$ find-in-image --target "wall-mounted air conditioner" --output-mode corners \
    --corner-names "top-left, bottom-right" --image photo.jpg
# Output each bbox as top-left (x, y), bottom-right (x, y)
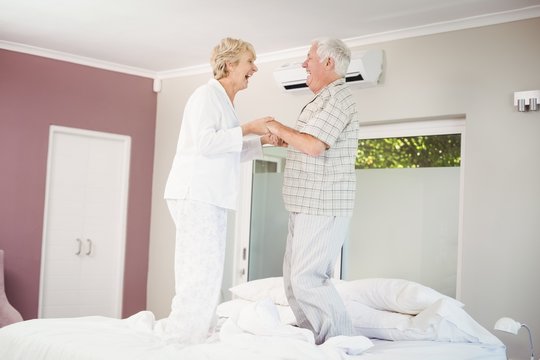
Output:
top-left (273, 49), bottom-right (383, 91)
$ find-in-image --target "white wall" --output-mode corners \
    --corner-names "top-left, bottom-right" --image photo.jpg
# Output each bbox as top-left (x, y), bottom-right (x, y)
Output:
top-left (149, 18), bottom-right (540, 359)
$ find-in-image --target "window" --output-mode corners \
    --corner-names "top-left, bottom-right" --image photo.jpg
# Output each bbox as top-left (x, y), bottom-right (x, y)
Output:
top-left (357, 134), bottom-right (461, 169)
top-left (239, 118), bottom-right (465, 299)
top-left (344, 119), bottom-right (465, 297)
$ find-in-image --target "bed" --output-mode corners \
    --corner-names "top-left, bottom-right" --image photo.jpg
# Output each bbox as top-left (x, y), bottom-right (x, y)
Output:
top-left (0, 277), bottom-right (507, 360)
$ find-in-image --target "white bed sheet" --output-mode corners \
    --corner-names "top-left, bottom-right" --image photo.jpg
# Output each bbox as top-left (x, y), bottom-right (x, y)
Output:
top-left (362, 340), bottom-right (506, 360)
top-left (0, 300), bottom-right (507, 360)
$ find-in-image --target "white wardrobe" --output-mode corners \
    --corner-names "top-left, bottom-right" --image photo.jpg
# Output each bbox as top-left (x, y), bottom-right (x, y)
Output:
top-left (39, 126), bottom-right (131, 318)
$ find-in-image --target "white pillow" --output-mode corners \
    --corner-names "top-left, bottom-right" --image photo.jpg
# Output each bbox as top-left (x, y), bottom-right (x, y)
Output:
top-left (346, 300), bottom-right (425, 340)
top-left (229, 277), bottom-right (289, 305)
top-left (230, 277), bottom-right (463, 315)
top-left (414, 298), bottom-right (503, 345)
top-left (336, 278), bottom-right (464, 315)
top-left (347, 298), bottom-right (503, 345)
top-left (225, 279), bottom-right (501, 346)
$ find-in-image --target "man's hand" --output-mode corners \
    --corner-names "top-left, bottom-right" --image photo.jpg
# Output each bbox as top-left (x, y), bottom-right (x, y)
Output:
top-left (261, 133), bottom-right (288, 147)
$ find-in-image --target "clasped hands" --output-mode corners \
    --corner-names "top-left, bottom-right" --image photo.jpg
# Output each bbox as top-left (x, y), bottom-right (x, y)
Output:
top-left (252, 116), bottom-right (287, 147)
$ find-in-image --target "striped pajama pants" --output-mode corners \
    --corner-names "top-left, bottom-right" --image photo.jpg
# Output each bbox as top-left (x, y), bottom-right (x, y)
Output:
top-left (283, 212), bottom-right (354, 345)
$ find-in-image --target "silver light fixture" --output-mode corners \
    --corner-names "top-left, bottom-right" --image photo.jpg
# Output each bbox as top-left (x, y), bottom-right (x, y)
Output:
top-left (518, 98), bottom-right (526, 112)
top-left (530, 97), bottom-right (538, 111)
top-left (494, 317), bottom-right (535, 360)
top-left (514, 90), bottom-right (540, 112)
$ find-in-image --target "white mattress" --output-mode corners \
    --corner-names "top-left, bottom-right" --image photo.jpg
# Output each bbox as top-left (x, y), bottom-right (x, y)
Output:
top-left (0, 313), bottom-right (507, 360)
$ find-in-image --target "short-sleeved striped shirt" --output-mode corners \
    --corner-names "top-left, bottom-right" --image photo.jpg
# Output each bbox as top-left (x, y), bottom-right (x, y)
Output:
top-left (283, 78), bottom-right (359, 217)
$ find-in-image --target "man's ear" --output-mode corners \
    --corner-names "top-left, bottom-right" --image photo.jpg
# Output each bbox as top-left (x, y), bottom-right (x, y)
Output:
top-left (325, 57), bottom-right (335, 70)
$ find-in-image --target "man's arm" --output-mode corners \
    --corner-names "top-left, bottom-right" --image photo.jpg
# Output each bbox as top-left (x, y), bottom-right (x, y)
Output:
top-left (266, 120), bottom-right (327, 156)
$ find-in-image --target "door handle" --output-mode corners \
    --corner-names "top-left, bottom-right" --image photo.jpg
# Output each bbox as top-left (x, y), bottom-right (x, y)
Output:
top-left (75, 238), bottom-right (82, 255)
top-left (86, 239), bottom-right (93, 256)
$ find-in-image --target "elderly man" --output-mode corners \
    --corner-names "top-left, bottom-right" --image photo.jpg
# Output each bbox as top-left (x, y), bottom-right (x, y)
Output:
top-left (267, 37), bottom-right (359, 345)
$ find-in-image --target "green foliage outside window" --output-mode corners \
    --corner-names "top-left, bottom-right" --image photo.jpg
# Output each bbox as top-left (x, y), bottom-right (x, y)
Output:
top-left (356, 134), bottom-right (461, 169)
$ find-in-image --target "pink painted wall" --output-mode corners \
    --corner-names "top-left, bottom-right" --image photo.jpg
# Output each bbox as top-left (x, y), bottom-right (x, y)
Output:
top-left (0, 49), bottom-right (156, 319)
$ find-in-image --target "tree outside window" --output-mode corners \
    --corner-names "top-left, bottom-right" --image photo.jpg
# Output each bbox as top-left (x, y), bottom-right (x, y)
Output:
top-left (356, 134), bottom-right (461, 169)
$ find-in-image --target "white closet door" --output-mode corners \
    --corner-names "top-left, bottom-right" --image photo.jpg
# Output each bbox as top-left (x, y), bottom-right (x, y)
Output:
top-left (39, 126), bottom-right (131, 318)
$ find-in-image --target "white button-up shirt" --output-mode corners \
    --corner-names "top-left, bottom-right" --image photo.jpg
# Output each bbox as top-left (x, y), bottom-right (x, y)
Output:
top-left (164, 78), bottom-right (262, 210)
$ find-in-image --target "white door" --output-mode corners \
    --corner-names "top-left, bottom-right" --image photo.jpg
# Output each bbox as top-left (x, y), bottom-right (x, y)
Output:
top-left (39, 126), bottom-right (131, 318)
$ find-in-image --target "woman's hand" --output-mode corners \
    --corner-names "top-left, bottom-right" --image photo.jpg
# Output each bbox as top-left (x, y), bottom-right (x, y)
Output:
top-left (242, 116), bottom-right (274, 136)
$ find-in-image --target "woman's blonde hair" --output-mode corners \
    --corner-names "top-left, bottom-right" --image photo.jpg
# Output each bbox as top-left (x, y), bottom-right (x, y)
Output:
top-left (210, 37), bottom-right (256, 80)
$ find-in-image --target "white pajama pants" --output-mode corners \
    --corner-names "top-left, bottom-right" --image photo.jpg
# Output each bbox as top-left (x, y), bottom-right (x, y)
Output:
top-left (283, 212), bottom-right (354, 345)
top-left (164, 199), bottom-right (227, 344)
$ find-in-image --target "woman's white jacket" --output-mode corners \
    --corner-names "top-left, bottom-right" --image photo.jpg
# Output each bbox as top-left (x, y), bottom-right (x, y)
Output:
top-left (164, 78), bottom-right (262, 210)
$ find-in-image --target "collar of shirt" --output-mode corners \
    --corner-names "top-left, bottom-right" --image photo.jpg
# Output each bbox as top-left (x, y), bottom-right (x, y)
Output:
top-left (302, 77), bottom-right (347, 113)
top-left (310, 77), bottom-right (346, 101)
top-left (208, 78), bottom-right (234, 109)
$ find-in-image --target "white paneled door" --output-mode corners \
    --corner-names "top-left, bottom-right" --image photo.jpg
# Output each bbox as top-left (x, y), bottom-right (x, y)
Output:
top-left (39, 126), bottom-right (131, 318)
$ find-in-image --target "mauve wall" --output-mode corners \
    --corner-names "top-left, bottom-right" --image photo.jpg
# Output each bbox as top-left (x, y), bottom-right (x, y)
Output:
top-left (0, 49), bottom-right (156, 319)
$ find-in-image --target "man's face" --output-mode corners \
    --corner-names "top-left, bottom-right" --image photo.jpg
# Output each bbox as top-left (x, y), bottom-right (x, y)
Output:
top-left (302, 44), bottom-right (326, 94)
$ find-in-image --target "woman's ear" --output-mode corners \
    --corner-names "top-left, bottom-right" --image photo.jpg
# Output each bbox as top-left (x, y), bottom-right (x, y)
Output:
top-left (226, 61), bottom-right (236, 73)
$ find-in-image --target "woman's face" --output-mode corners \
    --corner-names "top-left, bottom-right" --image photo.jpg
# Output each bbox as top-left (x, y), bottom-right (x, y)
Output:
top-left (228, 51), bottom-right (258, 91)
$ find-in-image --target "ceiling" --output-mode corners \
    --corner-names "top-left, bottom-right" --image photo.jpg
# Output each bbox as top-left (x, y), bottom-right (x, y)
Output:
top-left (1, 0), bottom-right (540, 78)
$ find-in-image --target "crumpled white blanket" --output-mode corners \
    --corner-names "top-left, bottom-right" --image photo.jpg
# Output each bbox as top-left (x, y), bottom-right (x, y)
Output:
top-left (0, 306), bottom-right (505, 360)
top-left (127, 298), bottom-right (374, 360)
top-left (218, 298), bottom-right (374, 359)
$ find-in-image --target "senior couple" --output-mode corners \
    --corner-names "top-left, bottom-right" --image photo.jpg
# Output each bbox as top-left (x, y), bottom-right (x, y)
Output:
top-left (162, 36), bottom-right (359, 346)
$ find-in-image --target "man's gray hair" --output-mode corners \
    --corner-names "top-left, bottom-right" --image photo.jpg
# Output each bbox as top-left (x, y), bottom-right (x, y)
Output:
top-left (313, 38), bottom-right (351, 78)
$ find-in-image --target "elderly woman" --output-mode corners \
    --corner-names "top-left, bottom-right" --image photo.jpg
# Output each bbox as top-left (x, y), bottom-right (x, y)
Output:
top-left (162, 38), bottom-right (275, 344)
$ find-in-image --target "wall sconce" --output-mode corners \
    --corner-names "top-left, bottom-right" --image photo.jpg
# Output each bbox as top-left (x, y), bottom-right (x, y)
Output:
top-left (514, 90), bottom-right (540, 112)
top-left (494, 317), bottom-right (535, 360)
